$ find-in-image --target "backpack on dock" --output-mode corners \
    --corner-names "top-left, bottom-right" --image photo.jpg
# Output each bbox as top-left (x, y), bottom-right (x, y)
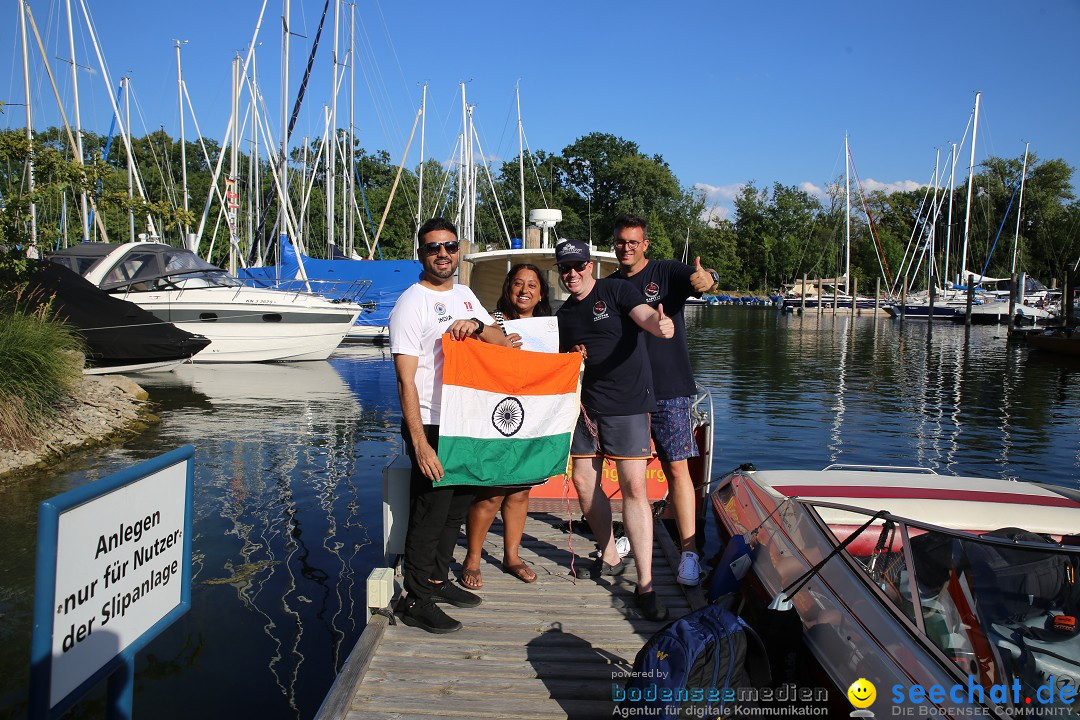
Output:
top-left (622, 604), bottom-right (769, 718)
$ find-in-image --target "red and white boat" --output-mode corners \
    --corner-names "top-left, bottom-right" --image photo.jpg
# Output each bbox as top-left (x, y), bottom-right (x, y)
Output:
top-left (710, 464), bottom-right (1080, 717)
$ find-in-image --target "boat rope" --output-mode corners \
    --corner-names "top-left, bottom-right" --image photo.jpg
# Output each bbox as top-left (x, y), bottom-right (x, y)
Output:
top-left (774, 509), bottom-right (889, 605)
top-left (972, 179), bottom-right (1022, 285)
top-left (848, 151), bottom-right (895, 292)
top-left (369, 607), bottom-right (396, 625)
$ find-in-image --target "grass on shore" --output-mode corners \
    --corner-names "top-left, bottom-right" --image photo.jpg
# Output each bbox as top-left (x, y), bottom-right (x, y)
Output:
top-left (0, 285), bottom-right (84, 451)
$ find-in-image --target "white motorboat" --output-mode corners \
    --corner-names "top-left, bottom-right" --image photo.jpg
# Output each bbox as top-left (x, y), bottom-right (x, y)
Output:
top-left (48, 243), bottom-right (362, 363)
top-left (710, 464), bottom-right (1080, 717)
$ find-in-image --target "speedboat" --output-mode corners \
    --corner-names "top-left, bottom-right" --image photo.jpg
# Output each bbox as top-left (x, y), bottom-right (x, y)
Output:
top-left (48, 243), bottom-right (362, 363)
top-left (238, 235), bottom-right (421, 344)
top-left (28, 262), bottom-right (210, 373)
top-left (709, 464), bottom-right (1080, 717)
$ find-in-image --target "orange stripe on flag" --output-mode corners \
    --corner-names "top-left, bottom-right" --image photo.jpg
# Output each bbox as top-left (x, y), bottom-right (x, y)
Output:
top-left (441, 337), bottom-right (580, 396)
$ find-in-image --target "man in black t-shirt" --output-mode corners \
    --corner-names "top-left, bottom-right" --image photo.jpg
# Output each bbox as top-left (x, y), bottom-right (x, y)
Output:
top-left (609, 214), bottom-right (717, 586)
top-left (555, 237), bottom-right (675, 622)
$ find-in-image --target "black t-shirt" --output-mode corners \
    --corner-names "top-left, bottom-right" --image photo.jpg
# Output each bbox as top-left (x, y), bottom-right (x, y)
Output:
top-left (609, 260), bottom-right (697, 400)
top-left (556, 278), bottom-right (656, 415)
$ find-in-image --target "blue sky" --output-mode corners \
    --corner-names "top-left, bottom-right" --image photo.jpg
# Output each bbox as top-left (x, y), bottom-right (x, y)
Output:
top-left (5, 0), bottom-right (1079, 220)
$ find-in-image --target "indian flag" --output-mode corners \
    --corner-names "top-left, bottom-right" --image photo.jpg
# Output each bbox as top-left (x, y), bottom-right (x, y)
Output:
top-left (437, 336), bottom-right (582, 487)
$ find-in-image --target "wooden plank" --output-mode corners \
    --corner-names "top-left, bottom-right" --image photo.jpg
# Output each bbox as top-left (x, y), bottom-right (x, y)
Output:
top-left (312, 611), bottom-right (389, 720)
top-left (329, 513), bottom-right (686, 719)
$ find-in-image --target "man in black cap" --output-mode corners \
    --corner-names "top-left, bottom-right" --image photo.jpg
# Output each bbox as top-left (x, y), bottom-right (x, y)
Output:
top-left (554, 237), bottom-right (675, 621)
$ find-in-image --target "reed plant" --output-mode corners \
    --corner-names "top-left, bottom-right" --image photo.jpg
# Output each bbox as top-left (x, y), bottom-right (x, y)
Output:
top-left (0, 280), bottom-right (84, 450)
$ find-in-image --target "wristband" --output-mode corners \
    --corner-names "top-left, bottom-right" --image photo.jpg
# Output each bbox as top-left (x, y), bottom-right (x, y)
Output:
top-left (471, 318), bottom-right (485, 335)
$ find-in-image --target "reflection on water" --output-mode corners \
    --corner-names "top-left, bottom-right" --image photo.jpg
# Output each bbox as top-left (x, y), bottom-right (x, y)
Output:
top-left (686, 306), bottom-right (1080, 485)
top-left (0, 350), bottom-right (400, 719)
top-left (2, 311), bottom-right (1080, 719)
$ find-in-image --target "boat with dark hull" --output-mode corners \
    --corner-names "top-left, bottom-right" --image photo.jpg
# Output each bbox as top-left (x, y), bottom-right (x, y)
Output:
top-left (27, 262), bottom-right (210, 373)
top-left (48, 243), bottom-right (362, 363)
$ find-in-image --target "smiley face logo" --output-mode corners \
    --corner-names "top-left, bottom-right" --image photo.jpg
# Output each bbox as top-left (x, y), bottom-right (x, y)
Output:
top-left (847, 678), bottom-right (876, 709)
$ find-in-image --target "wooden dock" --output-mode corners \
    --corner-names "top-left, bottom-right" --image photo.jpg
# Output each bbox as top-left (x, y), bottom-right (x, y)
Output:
top-left (317, 510), bottom-right (706, 720)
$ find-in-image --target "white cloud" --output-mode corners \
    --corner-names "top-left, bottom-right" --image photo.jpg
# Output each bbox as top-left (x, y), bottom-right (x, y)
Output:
top-left (694, 182), bottom-right (743, 203)
top-left (693, 182), bottom-right (741, 226)
top-left (861, 178), bottom-right (923, 194)
top-left (800, 181), bottom-right (826, 199)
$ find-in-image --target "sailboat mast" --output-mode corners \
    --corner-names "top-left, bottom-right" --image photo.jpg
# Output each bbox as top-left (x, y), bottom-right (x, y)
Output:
top-left (18, 0), bottom-right (37, 251)
top-left (228, 54), bottom-right (240, 274)
top-left (176, 40), bottom-right (191, 248)
top-left (930, 148), bottom-right (941, 290)
top-left (960, 91), bottom-right (980, 288)
top-left (65, 0), bottom-right (89, 243)
top-left (844, 133), bottom-right (851, 295)
top-left (517, 82), bottom-right (525, 245)
top-left (458, 83), bottom-right (466, 234)
top-left (1011, 142), bottom-right (1029, 275)
top-left (328, 0), bottom-right (339, 253)
top-left (943, 143), bottom-right (957, 289)
top-left (415, 82), bottom-right (426, 259)
top-left (347, 0), bottom-right (355, 257)
top-left (279, 0), bottom-right (290, 248)
top-left (124, 76), bottom-right (135, 242)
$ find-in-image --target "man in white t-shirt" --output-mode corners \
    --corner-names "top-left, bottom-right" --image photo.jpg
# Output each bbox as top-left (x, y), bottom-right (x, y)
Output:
top-left (389, 217), bottom-right (513, 633)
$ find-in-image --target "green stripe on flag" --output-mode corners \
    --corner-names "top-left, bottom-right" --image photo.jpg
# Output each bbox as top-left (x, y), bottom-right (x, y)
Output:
top-left (437, 433), bottom-right (572, 487)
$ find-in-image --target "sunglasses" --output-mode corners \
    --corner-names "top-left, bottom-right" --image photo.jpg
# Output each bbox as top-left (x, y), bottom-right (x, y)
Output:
top-left (558, 261), bottom-right (590, 274)
top-left (421, 240), bottom-right (460, 256)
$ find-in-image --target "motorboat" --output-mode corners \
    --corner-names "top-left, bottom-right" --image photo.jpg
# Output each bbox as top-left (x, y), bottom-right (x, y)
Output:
top-left (709, 464), bottom-right (1080, 717)
top-left (27, 262), bottom-right (210, 373)
top-left (779, 281), bottom-right (882, 312)
top-left (461, 242), bottom-right (619, 312)
top-left (1023, 328), bottom-right (1080, 357)
top-left (47, 243), bottom-right (362, 363)
top-left (239, 236), bottom-right (421, 345)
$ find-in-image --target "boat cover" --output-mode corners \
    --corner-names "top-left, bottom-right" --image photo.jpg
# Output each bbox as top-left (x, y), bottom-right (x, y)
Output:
top-left (239, 236), bottom-right (421, 330)
top-left (28, 262), bottom-right (210, 368)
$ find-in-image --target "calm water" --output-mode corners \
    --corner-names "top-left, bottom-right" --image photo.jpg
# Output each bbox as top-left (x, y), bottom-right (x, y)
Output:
top-left (1, 308), bottom-right (1078, 719)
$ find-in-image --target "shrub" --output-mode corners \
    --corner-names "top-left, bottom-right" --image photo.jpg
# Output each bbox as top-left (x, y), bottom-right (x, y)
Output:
top-left (0, 282), bottom-right (84, 450)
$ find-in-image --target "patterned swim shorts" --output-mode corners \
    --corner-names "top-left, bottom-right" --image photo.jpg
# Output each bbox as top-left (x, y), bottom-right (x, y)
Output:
top-left (651, 396), bottom-right (699, 463)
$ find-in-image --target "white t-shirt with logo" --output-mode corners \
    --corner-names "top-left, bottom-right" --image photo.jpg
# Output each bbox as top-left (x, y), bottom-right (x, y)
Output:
top-left (389, 282), bottom-right (494, 425)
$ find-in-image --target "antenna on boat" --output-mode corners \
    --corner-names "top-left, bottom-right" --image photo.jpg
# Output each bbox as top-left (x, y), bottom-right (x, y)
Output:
top-left (528, 208), bottom-right (561, 249)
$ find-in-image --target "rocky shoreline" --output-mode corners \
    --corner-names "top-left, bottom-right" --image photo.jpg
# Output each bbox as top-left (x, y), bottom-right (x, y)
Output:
top-left (0, 375), bottom-right (156, 478)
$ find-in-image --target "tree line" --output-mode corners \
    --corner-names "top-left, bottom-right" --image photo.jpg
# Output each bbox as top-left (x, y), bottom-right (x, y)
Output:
top-left (2, 126), bottom-right (1077, 292)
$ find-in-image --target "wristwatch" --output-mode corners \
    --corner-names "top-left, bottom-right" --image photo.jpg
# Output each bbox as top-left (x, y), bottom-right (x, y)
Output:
top-left (471, 318), bottom-right (485, 335)
top-left (709, 269), bottom-right (720, 288)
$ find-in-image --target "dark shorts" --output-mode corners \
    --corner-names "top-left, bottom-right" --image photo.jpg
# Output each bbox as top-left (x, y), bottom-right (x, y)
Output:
top-left (570, 411), bottom-right (652, 460)
top-left (651, 396), bottom-right (699, 463)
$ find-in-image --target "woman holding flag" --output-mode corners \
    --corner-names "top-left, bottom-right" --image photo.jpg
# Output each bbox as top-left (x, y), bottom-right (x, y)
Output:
top-left (459, 264), bottom-right (553, 589)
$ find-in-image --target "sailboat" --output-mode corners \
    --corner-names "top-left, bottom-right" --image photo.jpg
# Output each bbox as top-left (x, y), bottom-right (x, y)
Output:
top-left (457, 84), bottom-right (617, 310)
top-left (782, 135), bottom-right (885, 313)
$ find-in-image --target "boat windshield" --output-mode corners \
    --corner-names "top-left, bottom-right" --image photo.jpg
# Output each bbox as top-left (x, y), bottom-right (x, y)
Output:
top-left (833, 510), bottom-right (1080, 712)
top-left (101, 248), bottom-right (241, 292)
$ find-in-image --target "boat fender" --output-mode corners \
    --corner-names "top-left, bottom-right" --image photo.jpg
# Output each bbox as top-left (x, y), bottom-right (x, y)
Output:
top-left (707, 534), bottom-right (753, 602)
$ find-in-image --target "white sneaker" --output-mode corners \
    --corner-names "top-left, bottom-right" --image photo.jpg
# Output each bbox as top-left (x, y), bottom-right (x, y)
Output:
top-left (615, 535), bottom-right (632, 558)
top-left (677, 551), bottom-right (701, 586)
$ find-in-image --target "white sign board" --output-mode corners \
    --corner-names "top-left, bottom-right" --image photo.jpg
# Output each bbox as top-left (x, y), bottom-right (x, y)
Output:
top-left (503, 316), bottom-right (560, 353)
top-left (47, 458), bottom-right (188, 708)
